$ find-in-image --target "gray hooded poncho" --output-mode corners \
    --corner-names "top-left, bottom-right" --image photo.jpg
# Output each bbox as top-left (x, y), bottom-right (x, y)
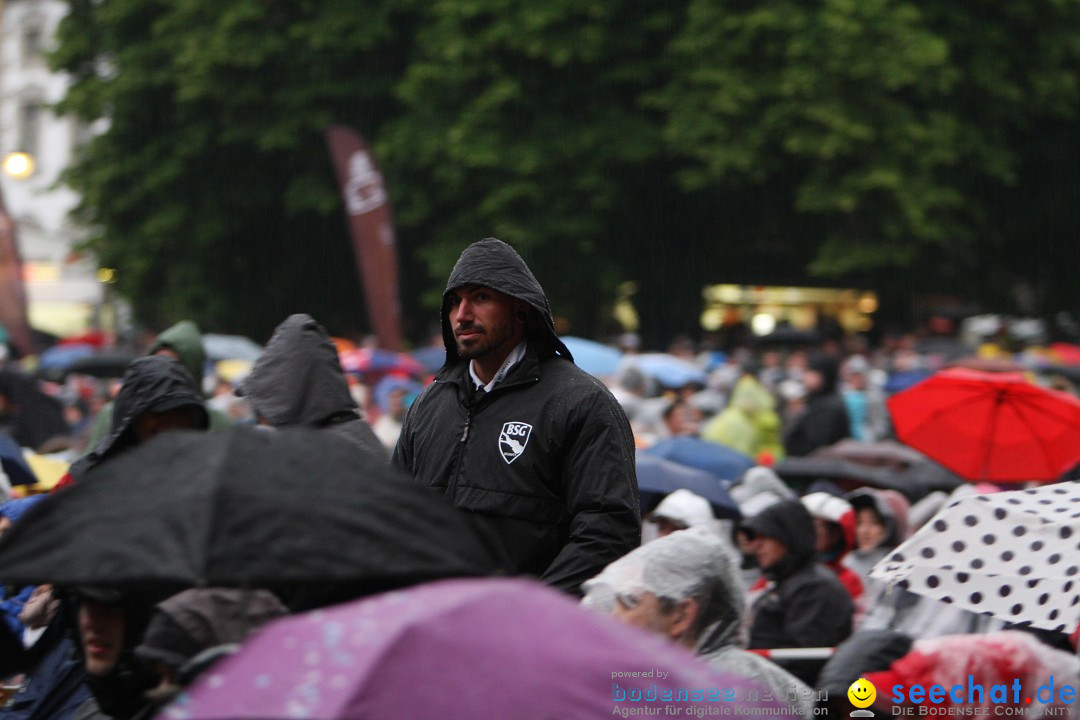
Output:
top-left (582, 528), bottom-right (814, 714)
top-left (241, 314), bottom-right (384, 459)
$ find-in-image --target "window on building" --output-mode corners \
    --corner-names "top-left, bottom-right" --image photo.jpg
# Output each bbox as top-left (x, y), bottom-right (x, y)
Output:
top-left (21, 14), bottom-right (47, 65)
top-left (19, 101), bottom-right (43, 157)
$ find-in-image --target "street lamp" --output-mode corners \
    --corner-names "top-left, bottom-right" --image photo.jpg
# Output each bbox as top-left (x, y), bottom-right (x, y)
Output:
top-left (2, 152), bottom-right (34, 179)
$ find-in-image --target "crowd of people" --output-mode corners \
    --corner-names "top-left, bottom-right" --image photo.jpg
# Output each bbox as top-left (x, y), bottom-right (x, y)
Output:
top-left (1, 237), bottom-right (1079, 718)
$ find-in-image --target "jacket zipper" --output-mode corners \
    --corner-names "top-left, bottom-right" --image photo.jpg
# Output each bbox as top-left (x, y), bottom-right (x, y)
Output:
top-left (447, 372), bottom-right (538, 497)
top-left (449, 405), bottom-right (473, 497)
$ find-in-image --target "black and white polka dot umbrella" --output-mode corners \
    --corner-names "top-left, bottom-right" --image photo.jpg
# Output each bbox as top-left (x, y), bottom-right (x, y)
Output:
top-left (870, 482), bottom-right (1080, 633)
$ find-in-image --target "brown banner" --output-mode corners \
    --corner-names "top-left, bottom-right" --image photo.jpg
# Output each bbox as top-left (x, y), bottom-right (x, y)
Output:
top-left (324, 125), bottom-right (403, 351)
top-left (0, 189), bottom-right (35, 357)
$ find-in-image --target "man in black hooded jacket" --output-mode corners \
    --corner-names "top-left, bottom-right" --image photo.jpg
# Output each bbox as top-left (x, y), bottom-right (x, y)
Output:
top-left (65, 355), bottom-right (209, 485)
top-left (393, 238), bottom-right (640, 596)
top-left (743, 499), bottom-right (854, 684)
top-left (782, 351), bottom-right (850, 457)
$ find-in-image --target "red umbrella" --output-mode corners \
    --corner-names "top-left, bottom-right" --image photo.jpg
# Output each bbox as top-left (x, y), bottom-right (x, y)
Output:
top-left (887, 367), bottom-right (1080, 482)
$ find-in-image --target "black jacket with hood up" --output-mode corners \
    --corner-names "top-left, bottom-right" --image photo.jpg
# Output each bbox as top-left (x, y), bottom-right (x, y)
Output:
top-left (782, 352), bottom-right (851, 457)
top-left (393, 238), bottom-right (640, 595)
top-left (240, 314), bottom-right (384, 459)
top-left (69, 356), bottom-right (209, 482)
top-left (743, 499), bottom-right (853, 683)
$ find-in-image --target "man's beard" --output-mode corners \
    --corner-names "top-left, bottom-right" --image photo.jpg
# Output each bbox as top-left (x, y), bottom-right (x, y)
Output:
top-left (455, 322), bottom-right (515, 360)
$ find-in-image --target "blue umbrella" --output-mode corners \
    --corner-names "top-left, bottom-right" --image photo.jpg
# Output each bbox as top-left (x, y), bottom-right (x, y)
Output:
top-left (635, 453), bottom-right (741, 519)
top-left (373, 375), bottom-right (426, 413)
top-left (37, 343), bottom-right (96, 371)
top-left (884, 369), bottom-right (933, 394)
top-left (0, 433), bottom-right (38, 486)
top-left (631, 353), bottom-right (707, 389)
top-left (560, 336), bottom-right (622, 378)
top-left (410, 346), bottom-right (446, 374)
top-left (203, 334), bottom-right (264, 362)
top-left (643, 436), bottom-right (755, 482)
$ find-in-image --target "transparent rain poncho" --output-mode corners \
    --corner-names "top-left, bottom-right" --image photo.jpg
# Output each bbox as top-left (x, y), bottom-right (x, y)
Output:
top-left (581, 526), bottom-right (745, 653)
top-left (581, 527), bottom-right (815, 713)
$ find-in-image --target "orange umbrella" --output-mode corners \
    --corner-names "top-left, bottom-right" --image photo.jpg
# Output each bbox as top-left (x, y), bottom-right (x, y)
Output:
top-left (330, 336), bottom-right (357, 354)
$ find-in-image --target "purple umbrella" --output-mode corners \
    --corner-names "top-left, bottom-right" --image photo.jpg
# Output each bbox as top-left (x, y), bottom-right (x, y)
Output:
top-left (158, 578), bottom-right (789, 720)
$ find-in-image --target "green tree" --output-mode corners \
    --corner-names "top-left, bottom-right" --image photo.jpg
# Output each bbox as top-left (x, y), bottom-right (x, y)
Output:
top-left (51, 0), bottom-right (1080, 346)
top-left (52, 0), bottom-right (420, 339)
top-left (379, 0), bottom-right (681, 339)
top-left (652, 0), bottom-right (1080, 318)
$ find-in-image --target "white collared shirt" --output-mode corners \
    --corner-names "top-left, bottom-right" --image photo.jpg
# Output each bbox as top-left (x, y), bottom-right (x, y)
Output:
top-left (470, 340), bottom-right (527, 393)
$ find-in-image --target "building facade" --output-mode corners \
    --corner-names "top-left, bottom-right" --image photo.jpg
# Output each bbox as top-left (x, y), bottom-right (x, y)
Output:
top-left (0, 0), bottom-right (103, 339)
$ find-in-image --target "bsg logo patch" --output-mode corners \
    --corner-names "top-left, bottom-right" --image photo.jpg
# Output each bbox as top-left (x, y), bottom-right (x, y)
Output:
top-left (499, 422), bottom-right (533, 464)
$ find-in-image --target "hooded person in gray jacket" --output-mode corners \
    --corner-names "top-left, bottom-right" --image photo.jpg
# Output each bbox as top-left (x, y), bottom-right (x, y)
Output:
top-left (240, 314), bottom-right (384, 459)
top-left (582, 527), bottom-right (815, 714)
top-left (394, 238), bottom-right (640, 596)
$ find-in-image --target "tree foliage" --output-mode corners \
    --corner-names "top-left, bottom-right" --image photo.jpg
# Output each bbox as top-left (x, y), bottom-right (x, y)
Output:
top-left (51, 0), bottom-right (1080, 343)
top-left (52, 0), bottom-right (420, 339)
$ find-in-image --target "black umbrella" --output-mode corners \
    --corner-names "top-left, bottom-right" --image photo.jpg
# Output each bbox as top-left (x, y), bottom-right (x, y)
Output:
top-left (0, 369), bottom-right (69, 450)
top-left (0, 426), bottom-right (507, 595)
top-left (63, 350), bottom-right (137, 379)
top-left (772, 455), bottom-right (925, 501)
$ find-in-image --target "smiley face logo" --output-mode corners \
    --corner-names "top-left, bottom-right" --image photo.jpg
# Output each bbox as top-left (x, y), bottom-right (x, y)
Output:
top-left (848, 678), bottom-right (877, 709)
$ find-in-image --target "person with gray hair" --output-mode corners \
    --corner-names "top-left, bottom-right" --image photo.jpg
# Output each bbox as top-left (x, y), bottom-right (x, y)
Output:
top-left (581, 527), bottom-right (814, 714)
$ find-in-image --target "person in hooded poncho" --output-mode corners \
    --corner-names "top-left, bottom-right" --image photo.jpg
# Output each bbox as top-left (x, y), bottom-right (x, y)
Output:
top-left (85, 321), bottom-right (230, 451)
top-left (781, 351), bottom-right (850, 457)
top-left (581, 527), bottom-right (815, 715)
top-left (239, 314), bottom-right (384, 459)
top-left (842, 487), bottom-right (910, 582)
top-left (701, 371), bottom-right (782, 461)
top-left (65, 355), bottom-right (209, 484)
top-left (393, 238), bottom-right (640, 596)
top-left (800, 491), bottom-right (864, 606)
top-left (741, 499), bottom-right (854, 684)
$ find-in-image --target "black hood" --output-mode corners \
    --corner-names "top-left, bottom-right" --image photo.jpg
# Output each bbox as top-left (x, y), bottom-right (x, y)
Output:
top-left (240, 314), bottom-right (358, 427)
top-left (65, 589), bottom-right (165, 720)
top-left (85, 355), bottom-right (208, 470)
top-left (741, 499), bottom-right (817, 578)
top-left (808, 351), bottom-right (841, 396)
top-left (441, 238), bottom-right (573, 367)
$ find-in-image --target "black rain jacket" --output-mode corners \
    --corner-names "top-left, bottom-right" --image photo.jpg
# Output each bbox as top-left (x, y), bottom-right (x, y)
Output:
top-left (743, 499), bottom-right (854, 684)
top-left (393, 238), bottom-right (640, 595)
top-left (70, 356), bottom-right (209, 482)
